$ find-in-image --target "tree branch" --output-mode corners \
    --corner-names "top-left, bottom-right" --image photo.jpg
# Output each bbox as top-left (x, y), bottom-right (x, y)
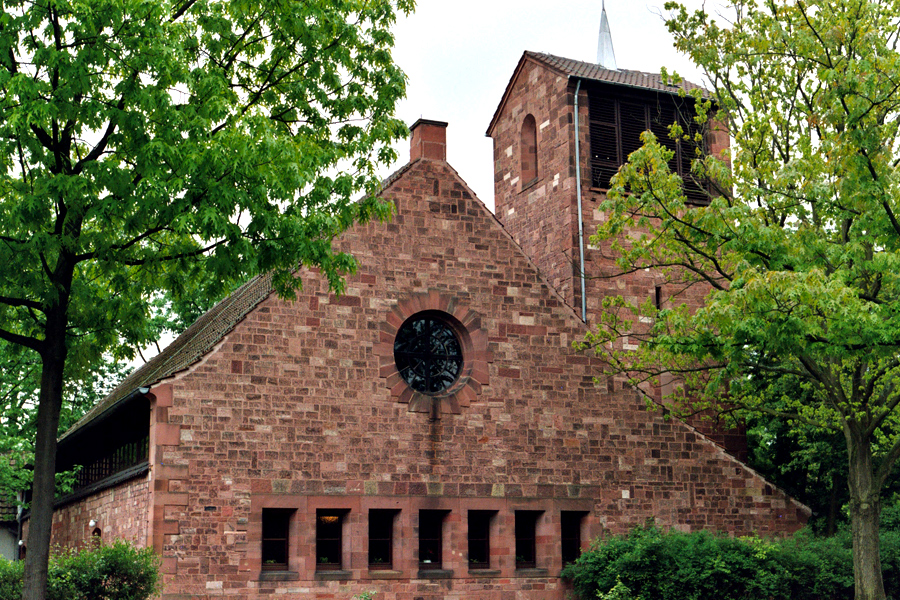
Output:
top-left (0, 327), bottom-right (41, 353)
top-left (0, 296), bottom-right (42, 311)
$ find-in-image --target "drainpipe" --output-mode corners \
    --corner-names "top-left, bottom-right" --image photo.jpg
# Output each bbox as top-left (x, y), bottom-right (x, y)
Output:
top-left (573, 78), bottom-right (588, 322)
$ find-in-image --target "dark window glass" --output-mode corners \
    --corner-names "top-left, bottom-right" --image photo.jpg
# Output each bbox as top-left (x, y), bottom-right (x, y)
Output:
top-left (262, 509), bottom-right (293, 570)
top-left (515, 511), bottom-right (541, 569)
top-left (369, 509), bottom-right (397, 568)
top-left (561, 511), bottom-right (588, 564)
top-left (394, 313), bottom-right (463, 394)
top-left (419, 510), bottom-right (446, 567)
top-left (316, 510), bottom-right (345, 571)
top-left (468, 510), bottom-right (494, 569)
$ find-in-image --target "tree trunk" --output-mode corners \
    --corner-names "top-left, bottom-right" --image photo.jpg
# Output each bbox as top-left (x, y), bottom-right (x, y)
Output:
top-left (826, 471), bottom-right (842, 537)
top-left (21, 323), bottom-right (67, 600)
top-left (846, 429), bottom-right (886, 600)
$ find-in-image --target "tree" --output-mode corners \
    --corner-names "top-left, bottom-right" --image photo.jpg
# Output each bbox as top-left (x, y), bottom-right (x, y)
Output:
top-left (584, 1), bottom-right (900, 599)
top-left (0, 339), bottom-right (128, 508)
top-left (0, 0), bottom-right (413, 598)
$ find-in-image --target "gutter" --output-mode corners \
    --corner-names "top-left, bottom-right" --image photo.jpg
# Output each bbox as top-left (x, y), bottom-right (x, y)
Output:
top-left (572, 77), bottom-right (588, 322)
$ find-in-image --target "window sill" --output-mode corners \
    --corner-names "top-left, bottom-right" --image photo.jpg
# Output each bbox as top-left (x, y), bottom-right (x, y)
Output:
top-left (258, 571), bottom-right (299, 582)
top-left (515, 567), bottom-right (549, 577)
top-left (468, 568), bottom-right (501, 577)
top-left (368, 569), bottom-right (403, 579)
top-left (417, 568), bottom-right (454, 579)
top-left (520, 177), bottom-right (539, 193)
top-left (315, 570), bottom-right (352, 581)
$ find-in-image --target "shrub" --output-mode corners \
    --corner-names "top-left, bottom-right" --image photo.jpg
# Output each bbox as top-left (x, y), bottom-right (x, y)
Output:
top-left (0, 541), bottom-right (158, 600)
top-left (562, 522), bottom-right (900, 600)
top-left (0, 558), bottom-right (23, 600)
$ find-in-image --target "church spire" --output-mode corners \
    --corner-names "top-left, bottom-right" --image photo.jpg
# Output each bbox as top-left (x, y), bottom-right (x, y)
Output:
top-left (596, 0), bottom-right (618, 70)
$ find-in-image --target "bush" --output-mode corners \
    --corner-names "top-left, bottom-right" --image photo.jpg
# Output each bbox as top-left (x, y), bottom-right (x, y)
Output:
top-left (0, 558), bottom-right (23, 600)
top-left (0, 541), bottom-right (159, 600)
top-left (561, 523), bottom-right (900, 600)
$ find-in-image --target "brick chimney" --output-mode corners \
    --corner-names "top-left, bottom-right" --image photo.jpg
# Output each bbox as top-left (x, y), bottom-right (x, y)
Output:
top-left (409, 119), bottom-right (447, 161)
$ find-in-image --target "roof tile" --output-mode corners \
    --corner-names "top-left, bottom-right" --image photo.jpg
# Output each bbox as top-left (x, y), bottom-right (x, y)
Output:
top-left (526, 51), bottom-right (707, 96)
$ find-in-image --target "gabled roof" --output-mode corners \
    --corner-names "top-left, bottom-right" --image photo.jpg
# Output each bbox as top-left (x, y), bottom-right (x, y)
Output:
top-left (487, 51), bottom-right (708, 136)
top-left (60, 272), bottom-right (274, 440)
top-left (61, 152), bottom-right (588, 442)
top-left (61, 158), bottom-right (440, 443)
top-left (0, 499), bottom-right (16, 523)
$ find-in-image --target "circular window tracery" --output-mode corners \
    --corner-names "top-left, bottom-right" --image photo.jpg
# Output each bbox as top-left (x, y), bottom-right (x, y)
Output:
top-left (393, 312), bottom-right (463, 394)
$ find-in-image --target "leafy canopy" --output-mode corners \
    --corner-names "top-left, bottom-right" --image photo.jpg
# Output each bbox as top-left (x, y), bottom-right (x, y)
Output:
top-left (0, 2), bottom-right (413, 598)
top-left (587, 0), bottom-right (900, 494)
top-left (0, 0), bottom-right (412, 365)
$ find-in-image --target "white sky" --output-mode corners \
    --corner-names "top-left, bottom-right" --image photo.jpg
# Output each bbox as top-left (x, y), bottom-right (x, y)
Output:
top-left (383, 0), bottom-right (711, 211)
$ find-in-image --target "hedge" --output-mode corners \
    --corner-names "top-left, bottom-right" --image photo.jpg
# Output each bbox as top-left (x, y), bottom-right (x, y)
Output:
top-left (0, 541), bottom-right (159, 600)
top-left (561, 523), bottom-right (900, 600)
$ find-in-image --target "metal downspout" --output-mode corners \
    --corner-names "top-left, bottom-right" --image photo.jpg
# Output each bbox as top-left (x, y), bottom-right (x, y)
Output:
top-left (573, 78), bottom-right (588, 322)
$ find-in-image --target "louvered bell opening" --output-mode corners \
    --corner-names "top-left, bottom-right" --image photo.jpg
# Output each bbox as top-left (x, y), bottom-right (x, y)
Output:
top-left (619, 101), bottom-right (648, 161)
top-left (649, 104), bottom-right (680, 176)
top-left (680, 115), bottom-right (710, 205)
top-left (589, 93), bottom-right (619, 189)
top-left (590, 122), bottom-right (619, 188)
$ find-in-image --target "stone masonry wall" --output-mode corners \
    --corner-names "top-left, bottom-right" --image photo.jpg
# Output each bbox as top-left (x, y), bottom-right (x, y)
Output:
top-left (492, 61), bottom-right (748, 458)
top-left (492, 57), bottom-right (578, 308)
top-left (46, 474), bottom-right (150, 551)
top-left (146, 158), bottom-right (806, 600)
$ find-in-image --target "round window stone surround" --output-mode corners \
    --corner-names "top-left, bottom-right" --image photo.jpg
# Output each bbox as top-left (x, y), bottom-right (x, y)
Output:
top-left (376, 292), bottom-right (490, 417)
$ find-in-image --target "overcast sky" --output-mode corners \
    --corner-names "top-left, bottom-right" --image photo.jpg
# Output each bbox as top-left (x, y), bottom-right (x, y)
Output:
top-left (383, 0), bottom-right (711, 211)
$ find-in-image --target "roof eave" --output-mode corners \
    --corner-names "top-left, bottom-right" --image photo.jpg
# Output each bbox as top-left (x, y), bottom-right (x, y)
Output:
top-left (58, 386), bottom-right (149, 446)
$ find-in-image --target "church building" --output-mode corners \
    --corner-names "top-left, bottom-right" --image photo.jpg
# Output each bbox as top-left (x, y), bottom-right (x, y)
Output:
top-left (35, 7), bottom-right (808, 600)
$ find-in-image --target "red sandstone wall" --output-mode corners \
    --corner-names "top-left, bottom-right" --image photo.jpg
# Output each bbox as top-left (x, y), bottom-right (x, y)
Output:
top-left (492, 61), bottom-right (748, 459)
top-left (45, 474), bottom-right (150, 551)
top-left (492, 57), bottom-right (578, 307)
top-left (145, 159), bottom-right (806, 600)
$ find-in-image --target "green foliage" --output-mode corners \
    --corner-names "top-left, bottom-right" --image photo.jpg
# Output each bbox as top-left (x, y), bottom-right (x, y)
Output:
top-left (597, 577), bottom-right (642, 600)
top-left (0, 0), bottom-right (414, 595)
top-left (563, 524), bottom-right (900, 600)
top-left (0, 541), bottom-right (158, 600)
top-left (583, 1), bottom-right (900, 596)
top-left (0, 558), bottom-right (23, 600)
top-left (0, 340), bottom-right (128, 507)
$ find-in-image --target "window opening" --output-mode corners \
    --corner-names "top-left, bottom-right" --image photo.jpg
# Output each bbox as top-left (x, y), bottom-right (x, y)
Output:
top-left (91, 527), bottom-right (102, 550)
top-left (394, 312), bottom-right (463, 394)
top-left (520, 114), bottom-right (538, 185)
top-left (588, 86), bottom-right (707, 203)
top-left (262, 508), bottom-right (293, 571)
top-left (654, 285), bottom-right (662, 310)
top-left (561, 511), bottom-right (588, 564)
top-left (419, 510), bottom-right (447, 568)
top-left (369, 509), bottom-right (397, 569)
top-left (467, 510), bottom-right (495, 569)
top-left (316, 510), bottom-right (345, 571)
top-left (515, 511), bottom-right (541, 569)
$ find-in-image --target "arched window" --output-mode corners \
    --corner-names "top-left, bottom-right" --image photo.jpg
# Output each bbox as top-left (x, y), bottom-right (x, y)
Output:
top-left (91, 527), bottom-right (102, 549)
top-left (520, 114), bottom-right (538, 186)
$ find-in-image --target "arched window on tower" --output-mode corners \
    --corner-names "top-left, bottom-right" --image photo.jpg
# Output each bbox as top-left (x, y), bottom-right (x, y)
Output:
top-left (520, 114), bottom-right (538, 187)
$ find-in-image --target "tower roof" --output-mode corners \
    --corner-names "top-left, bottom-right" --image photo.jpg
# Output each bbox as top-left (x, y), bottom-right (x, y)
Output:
top-left (597, 1), bottom-right (618, 70)
top-left (486, 51), bottom-right (708, 137)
